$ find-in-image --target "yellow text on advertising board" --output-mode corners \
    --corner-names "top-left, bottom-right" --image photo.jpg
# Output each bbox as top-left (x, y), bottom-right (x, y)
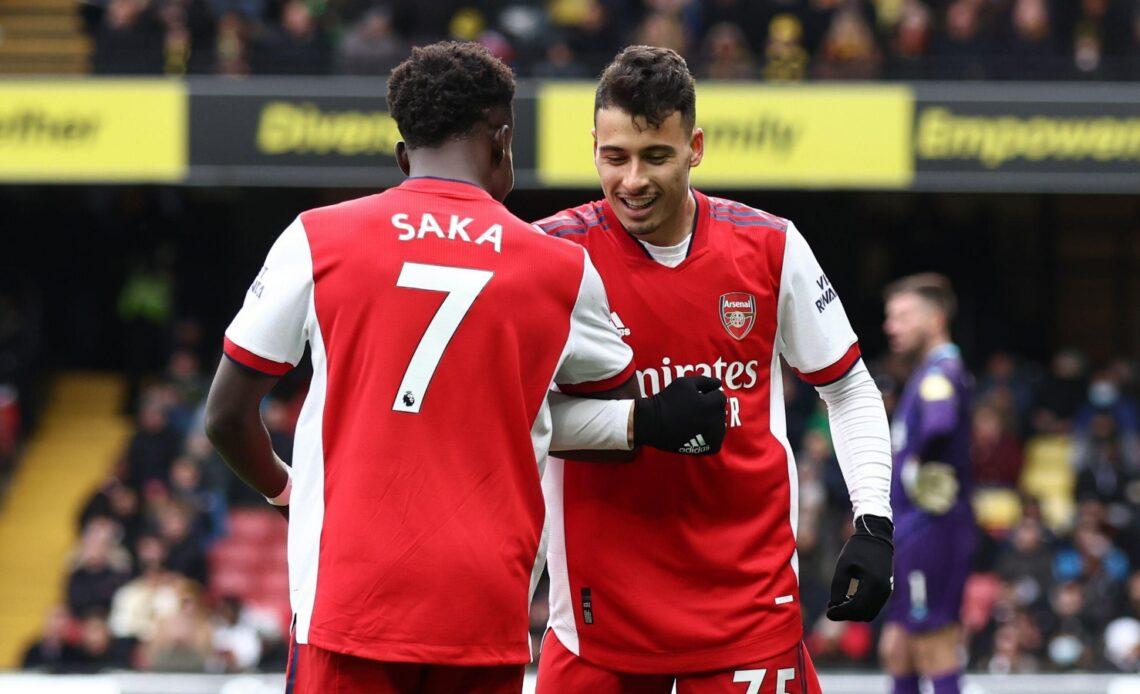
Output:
top-left (916, 106), bottom-right (1140, 169)
top-left (256, 101), bottom-right (401, 156)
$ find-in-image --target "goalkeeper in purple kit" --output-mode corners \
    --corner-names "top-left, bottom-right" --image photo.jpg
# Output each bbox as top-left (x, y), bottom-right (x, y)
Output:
top-left (879, 274), bottom-right (977, 694)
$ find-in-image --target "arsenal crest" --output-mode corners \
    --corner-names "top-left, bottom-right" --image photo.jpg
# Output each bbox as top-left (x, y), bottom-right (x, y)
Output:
top-left (719, 292), bottom-right (756, 341)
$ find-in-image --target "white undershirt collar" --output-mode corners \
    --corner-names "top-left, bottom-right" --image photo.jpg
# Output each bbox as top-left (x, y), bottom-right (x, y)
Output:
top-left (638, 233), bottom-right (692, 268)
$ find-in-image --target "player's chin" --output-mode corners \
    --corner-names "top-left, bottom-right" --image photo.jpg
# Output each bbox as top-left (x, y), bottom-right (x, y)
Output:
top-left (622, 219), bottom-right (658, 238)
top-left (891, 340), bottom-right (917, 358)
top-left (614, 209), bottom-right (658, 236)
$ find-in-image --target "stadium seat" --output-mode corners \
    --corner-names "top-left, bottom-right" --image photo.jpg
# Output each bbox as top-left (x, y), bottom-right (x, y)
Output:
top-left (208, 541), bottom-right (264, 573)
top-left (227, 508), bottom-right (284, 543)
top-left (256, 567), bottom-right (290, 597)
top-left (211, 565), bottom-right (257, 598)
top-left (268, 540), bottom-right (288, 566)
top-left (209, 509), bottom-right (289, 608)
top-left (960, 573), bottom-right (1003, 633)
top-left (0, 0), bottom-right (90, 75)
top-left (971, 488), bottom-right (1022, 534)
top-left (1020, 435), bottom-right (1076, 531)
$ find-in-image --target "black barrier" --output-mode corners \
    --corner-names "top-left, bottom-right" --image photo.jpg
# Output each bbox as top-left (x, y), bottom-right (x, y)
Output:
top-left (186, 78), bottom-right (538, 187)
top-left (912, 83), bottom-right (1140, 193)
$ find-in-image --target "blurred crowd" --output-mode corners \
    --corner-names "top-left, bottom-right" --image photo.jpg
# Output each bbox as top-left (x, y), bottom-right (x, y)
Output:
top-left (0, 289), bottom-right (40, 497)
top-left (21, 320), bottom-right (306, 673)
top-left (16, 317), bottom-right (1140, 673)
top-left (796, 349), bottom-right (1140, 673)
top-left (78, 0), bottom-right (1140, 81)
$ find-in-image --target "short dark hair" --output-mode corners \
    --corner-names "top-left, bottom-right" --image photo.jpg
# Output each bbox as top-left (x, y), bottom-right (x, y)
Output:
top-left (386, 41), bottom-right (515, 149)
top-left (884, 273), bottom-right (957, 320)
top-left (595, 45), bottom-right (696, 132)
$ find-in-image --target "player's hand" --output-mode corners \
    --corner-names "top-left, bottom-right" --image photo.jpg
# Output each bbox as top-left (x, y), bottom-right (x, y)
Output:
top-left (633, 376), bottom-right (727, 455)
top-left (827, 514), bottom-right (893, 622)
top-left (901, 458), bottom-right (959, 515)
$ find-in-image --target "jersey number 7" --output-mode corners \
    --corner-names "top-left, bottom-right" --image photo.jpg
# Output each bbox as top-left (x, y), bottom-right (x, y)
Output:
top-left (392, 262), bottom-right (494, 414)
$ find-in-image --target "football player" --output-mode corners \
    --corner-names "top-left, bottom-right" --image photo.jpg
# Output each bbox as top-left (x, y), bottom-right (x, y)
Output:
top-left (205, 42), bottom-right (725, 694)
top-left (880, 274), bottom-right (977, 694)
top-left (531, 46), bottom-right (895, 693)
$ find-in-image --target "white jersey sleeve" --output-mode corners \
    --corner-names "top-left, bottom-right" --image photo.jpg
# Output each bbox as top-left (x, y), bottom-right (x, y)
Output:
top-left (776, 222), bottom-right (861, 386)
top-left (554, 249), bottom-right (635, 394)
top-left (223, 217), bottom-right (313, 375)
top-left (547, 393), bottom-right (633, 451)
top-left (815, 361), bottom-right (893, 520)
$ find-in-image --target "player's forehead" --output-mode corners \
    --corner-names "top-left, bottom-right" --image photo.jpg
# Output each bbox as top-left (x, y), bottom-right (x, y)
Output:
top-left (594, 107), bottom-right (689, 151)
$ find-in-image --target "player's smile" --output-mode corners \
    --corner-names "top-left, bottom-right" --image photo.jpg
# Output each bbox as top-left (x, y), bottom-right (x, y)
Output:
top-left (617, 193), bottom-right (659, 217)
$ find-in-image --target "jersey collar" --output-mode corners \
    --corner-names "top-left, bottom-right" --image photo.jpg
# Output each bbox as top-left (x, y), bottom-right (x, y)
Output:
top-left (398, 176), bottom-right (494, 200)
top-left (923, 343), bottom-right (960, 367)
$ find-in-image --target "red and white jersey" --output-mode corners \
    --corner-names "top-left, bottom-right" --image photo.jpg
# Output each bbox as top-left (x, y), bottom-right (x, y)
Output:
top-left (223, 177), bottom-right (633, 666)
top-left (534, 191), bottom-right (860, 674)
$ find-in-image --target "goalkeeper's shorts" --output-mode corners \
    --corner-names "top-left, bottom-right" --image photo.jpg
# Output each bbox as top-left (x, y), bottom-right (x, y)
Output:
top-left (884, 517), bottom-right (977, 632)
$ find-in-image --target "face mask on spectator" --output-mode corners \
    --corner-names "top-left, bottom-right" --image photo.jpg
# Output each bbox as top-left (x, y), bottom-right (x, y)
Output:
top-left (1048, 634), bottom-right (1084, 666)
top-left (1089, 380), bottom-right (1119, 408)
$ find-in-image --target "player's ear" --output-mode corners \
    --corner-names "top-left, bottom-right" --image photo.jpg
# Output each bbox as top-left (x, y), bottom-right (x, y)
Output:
top-left (395, 141), bottom-right (410, 176)
top-left (689, 127), bottom-right (704, 168)
top-left (492, 124), bottom-right (511, 166)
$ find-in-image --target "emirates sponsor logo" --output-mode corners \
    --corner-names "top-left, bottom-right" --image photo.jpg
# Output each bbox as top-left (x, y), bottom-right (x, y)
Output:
top-left (720, 292), bottom-right (756, 341)
top-left (636, 356), bottom-right (760, 396)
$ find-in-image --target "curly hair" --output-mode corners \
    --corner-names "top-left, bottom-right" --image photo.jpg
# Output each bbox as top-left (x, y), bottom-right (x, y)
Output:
top-left (595, 45), bottom-right (696, 132)
top-left (386, 41), bottom-right (516, 149)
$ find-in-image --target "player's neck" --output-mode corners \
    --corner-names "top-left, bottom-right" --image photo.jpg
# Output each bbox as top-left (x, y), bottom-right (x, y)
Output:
top-left (641, 189), bottom-right (697, 248)
top-left (922, 337), bottom-right (952, 361)
top-left (406, 148), bottom-right (492, 196)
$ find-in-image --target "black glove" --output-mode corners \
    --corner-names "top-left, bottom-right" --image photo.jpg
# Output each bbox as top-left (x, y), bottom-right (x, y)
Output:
top-left (633, 376), bottom-right (726, 455)
top-left (827, 514), bottom-right (894, 622)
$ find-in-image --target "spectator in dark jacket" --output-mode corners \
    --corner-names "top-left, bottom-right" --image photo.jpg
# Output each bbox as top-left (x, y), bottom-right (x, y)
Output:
top-left (1074, 413), bottom-right (1140, 536)
top-left (977, 352), bottom-right (1036, 434)
top-left (532, 39), bottom-right (591, 79)
top-left (1004, 0), bottom-right (1063, 79)
top-left (91, 0), bottom-right (166, 75)
top-left (1033, 349), bottom-right (1088, 434)
top-left (336, 6), bottom-right (408, 75)
top-left (249, 0), bottom-right (331, 75)
top-left (80, 478), bottom-right (143, 551)
top-left (60, 611), bottom-right (136, 673)
top-left (66, 519), bottom-right (132, 616)
top-left (22, 606), bottom-right (79, 672)
top-left (169, 456), bottom-right (227, 544)
top-left (972, 402), bottom-right (1025, 487)
top-left (125, 399), bottom-right (182, 489)
top-left (997, 516), bottom-right (1054, 608)
top-left (156, 502), bottom-right (208, 585)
